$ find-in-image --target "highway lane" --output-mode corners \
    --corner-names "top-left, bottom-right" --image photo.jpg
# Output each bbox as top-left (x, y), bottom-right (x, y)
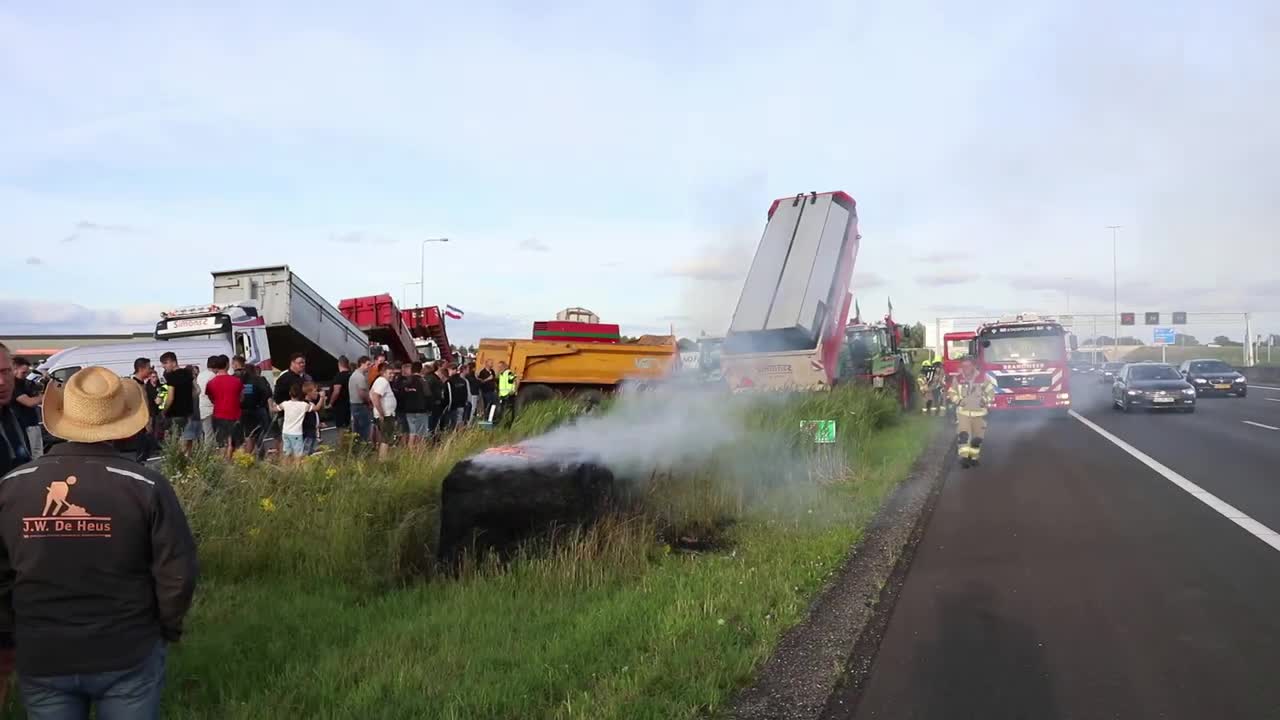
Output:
top-left (1072, 379), bottom-right (1280, 531)
top-left (838, 384), bottom-right (1280, 720)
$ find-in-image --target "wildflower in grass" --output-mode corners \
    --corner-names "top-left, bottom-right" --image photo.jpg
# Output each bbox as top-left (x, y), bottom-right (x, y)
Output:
top-left (325, 467), bottom-right (337, 480)
top-left (259, 497), bottom-right (277, 513)
top-left (248, 527), bottom-right (261, 538)
top-left (232, 451), bottom-right (255, 469)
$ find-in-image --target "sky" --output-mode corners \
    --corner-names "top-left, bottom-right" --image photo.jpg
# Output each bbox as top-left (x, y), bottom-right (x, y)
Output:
top-left (3, 0), bottom-right (1278, 346)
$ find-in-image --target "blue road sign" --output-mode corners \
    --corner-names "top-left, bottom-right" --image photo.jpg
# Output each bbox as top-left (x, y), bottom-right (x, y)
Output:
top-left (1154, 327), bottom-right (1175, 346)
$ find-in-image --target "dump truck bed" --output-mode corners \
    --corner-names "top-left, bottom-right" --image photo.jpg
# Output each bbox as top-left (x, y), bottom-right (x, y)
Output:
top-left (476, 337), bottom-right (678, 389)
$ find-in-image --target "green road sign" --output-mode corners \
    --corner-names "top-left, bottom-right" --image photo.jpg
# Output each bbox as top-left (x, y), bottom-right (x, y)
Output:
top-left (801, 420), bottom-right (837, 444)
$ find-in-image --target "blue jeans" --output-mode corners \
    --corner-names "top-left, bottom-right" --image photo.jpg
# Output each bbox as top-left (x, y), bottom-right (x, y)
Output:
top-left (19, 640), bottom-right (167, 720)
top-left (282, 433), bottom-right (307, 457)
top-left (350, 404), bottom-right (374, 442)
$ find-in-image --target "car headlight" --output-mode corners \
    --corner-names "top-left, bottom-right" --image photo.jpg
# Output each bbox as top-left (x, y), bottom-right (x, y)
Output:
top-left (1126, 389), bottom-right (1140, 396)
top-left (1235, 376), bottom-right (1247, 384)
top-left (1193, 378), bottom-right (1206, 384)
top-left (1057, 392), bottom-right (1070, 400)
top-left (1182, 388), bottom-right (1196, 396)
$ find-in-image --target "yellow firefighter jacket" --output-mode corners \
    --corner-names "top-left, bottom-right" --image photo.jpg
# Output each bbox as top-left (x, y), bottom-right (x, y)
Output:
top-left (948, 372), bottom-right (996, 417)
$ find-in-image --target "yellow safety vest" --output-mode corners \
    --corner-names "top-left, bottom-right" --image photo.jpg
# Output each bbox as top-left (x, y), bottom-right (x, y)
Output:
top-left (498, 370), bottom-right (517, 397)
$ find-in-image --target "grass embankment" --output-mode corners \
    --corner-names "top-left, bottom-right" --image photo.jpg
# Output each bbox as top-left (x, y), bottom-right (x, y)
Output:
top-left (5, 389), bottom-right (930, 720)
top-left (1117, 345), bottom-right (1274, 367)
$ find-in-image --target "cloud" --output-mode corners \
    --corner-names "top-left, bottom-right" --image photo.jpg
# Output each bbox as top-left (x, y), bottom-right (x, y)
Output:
top-left (0, 299), bottom-right (166, 334)
top-left (914, 251), bottom-right (966, 264)
top-left (62, 220), bottom-right (140, 243)
top-left (853, 271), bottom-right (886, 289)
top-left (24, 257), bottom-right (42, 266)
top-left (519, 237), bottom-right (550, 252)
top-left (75, 221), bottom-right (136, 233)
top-left (916, 272), bottom-right (980, 287)
top-left (657, 314), bottom-right (691, 322)
top-left (662, 257), bottom-right (743, 282)
top-left (330, 231), bottom-right (394, 245)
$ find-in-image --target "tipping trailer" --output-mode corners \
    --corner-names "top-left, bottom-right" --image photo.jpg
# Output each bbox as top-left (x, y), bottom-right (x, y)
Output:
top-left (971, 314), bottom-right (1071, 413)
top-left (402, 306), bottom-right (454, 365)
top-left (212, 266), bottom-right (368, 381)
top-left (339, 294), bottom-right (419, 363)
top-left (475, 333), bottom-right (678, 408)
top-left (721, 191), bottom-right (860, 391)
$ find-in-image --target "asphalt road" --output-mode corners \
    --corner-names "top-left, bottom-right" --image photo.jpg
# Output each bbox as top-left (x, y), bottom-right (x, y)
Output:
top-left (837, 376), bottom-right (1280, 720)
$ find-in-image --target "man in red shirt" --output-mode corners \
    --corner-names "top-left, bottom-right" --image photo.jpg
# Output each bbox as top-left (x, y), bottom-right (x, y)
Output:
top-left (204, 355), bottom-right (244, 459)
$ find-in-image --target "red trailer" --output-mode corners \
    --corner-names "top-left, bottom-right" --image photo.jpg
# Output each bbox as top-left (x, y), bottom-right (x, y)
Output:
top-left (532, 320), bottom-right (621, 344)
top-left (401, 305), bottom-right (454, 364)
top-left (339, 294), bottom-right (419, 363)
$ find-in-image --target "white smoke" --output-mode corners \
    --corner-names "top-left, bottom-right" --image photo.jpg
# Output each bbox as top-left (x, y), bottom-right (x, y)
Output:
top-left (471, 383), bottom-right (798, 483)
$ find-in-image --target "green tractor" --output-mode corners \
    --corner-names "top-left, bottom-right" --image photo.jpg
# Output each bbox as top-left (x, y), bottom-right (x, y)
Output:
top-left (839, 316), bottom-right (915, 410)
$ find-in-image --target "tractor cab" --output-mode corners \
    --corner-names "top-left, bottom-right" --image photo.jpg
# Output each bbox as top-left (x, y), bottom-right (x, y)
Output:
top-left (840, 316), bottom-right (912, 408)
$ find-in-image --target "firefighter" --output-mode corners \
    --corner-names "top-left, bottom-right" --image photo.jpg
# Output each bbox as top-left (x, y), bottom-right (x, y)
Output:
top-left (917, 360), bottom-right (944, 415)
top-left (947, 358), bottom-right (996, 468)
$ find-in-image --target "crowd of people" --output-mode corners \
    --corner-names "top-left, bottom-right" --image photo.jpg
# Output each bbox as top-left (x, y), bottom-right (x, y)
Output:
top-left (64, 349), bottom-right (521, 465)
top-left (0, 340), bottom-right (526, 717)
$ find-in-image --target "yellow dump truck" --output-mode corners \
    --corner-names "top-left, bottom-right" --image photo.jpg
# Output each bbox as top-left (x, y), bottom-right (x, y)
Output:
top-left (476, 335), bottom-right (679, 407)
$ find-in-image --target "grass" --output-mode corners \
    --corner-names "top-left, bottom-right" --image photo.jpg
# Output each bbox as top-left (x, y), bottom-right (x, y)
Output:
top-left (2, 389), bottom-right (930, 720)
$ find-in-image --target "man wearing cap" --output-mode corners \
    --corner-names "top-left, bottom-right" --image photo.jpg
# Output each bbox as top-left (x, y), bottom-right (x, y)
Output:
top-left (0, 366), bottom-right (198, 718)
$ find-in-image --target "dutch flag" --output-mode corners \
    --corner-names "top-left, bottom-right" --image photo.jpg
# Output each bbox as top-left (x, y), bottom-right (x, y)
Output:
top-left (445, 304), bottom-right (464, 320)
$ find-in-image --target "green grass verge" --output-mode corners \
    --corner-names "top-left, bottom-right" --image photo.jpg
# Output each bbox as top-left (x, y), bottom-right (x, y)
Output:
top-left (2, 390), bottom-right (930, 720)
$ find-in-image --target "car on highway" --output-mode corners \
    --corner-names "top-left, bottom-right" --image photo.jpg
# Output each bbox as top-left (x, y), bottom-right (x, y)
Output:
top-left (1100, 361), bottom-right (1125, 383)
top-left (1112, 362), bottom-right (1196, 413)
top-left (1178, 359), bottom-right (1247, 397)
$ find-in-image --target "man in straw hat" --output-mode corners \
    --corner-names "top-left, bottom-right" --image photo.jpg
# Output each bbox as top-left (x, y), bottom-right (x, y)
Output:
top-left (0, 365), bottom-right (198, 718)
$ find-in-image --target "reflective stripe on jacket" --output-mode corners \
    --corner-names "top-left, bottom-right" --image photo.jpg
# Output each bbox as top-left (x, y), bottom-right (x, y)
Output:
top-left (948, 374), bottom-right (996, 416)
top-left (498, 370), bottom-right (517, 397)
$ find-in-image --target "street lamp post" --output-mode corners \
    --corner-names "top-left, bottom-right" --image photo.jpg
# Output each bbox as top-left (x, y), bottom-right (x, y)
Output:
top-left (419, 238), bottom-right (450, 307)
top-left (1106, 225), bottom-right (1122, 358)
top-left (403, 282), bottom-right (421, 310)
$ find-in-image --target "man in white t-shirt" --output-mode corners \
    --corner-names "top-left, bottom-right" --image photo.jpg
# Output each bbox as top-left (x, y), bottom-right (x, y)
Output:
top-left (196, 356), bottom-right (218, 441)
top-left (369, 364), bottom-right (398, 460)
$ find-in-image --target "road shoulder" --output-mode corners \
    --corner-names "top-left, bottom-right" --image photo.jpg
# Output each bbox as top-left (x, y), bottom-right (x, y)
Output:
top-left (729, 423), bottom-right (953, 720)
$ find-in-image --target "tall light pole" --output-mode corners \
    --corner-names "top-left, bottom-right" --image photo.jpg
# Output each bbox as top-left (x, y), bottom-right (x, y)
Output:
top-left (419, 238), bottom-right (450, 306)
top-left (1106, 225), bottom-right (1122, 358)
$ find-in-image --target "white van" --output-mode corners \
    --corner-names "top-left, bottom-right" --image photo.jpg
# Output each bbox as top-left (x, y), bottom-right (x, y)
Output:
top-left (38, 339), bottom-right (233, 383)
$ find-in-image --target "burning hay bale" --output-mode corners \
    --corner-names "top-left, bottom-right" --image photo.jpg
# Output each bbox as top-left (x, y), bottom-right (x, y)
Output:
top-left (436, 445), bottom-right (620, 564)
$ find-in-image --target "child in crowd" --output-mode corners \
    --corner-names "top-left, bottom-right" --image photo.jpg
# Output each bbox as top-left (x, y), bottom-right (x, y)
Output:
top-left (301, 381), bottom-right (327, 455)
top-left (279, 384), bottom-right (314, 464)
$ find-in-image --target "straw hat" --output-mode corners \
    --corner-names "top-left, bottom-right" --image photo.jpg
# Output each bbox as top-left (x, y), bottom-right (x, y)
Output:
top-left (43, 367), bottom-right (149, 443)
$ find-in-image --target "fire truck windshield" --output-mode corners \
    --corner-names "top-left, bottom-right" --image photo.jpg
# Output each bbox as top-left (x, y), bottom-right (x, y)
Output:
top-left (981, 333), bottom-right (1064, 363)
top-left (946, 339), bottom-right (970, 360)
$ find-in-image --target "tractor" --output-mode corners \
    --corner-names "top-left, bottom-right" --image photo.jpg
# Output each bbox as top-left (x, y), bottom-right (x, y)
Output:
top-left (838, 315), bottom-right (914, 410)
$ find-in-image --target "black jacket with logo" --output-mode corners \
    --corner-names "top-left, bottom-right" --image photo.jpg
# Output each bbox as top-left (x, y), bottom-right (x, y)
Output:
top-left (0, 442), bottom-right (198, 676)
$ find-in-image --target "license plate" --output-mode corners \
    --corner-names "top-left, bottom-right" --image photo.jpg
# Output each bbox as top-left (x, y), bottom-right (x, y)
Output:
top-left (1014, 394), bottom-right (1037, 401)
top-left (1214, 383), bottom-right (1231, 390)
top-left (1153, 396), bottom-right (1175, 403)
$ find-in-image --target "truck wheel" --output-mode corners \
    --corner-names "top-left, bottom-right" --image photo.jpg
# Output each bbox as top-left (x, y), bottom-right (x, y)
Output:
top-left (517, 383), bottom-right (556, 411)
top-left (574, 388), bottom-right (607, 411)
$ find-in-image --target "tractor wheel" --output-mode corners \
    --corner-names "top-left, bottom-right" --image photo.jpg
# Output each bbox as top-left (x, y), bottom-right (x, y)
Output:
top-left (516, 383), bottom-right (557, 411)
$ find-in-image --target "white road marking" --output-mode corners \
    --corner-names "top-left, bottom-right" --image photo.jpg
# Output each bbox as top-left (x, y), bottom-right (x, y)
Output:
top-left (1242, 420), bottom-right (1280, 431)
top-left (1069, 410), bottom-right (1280, 553)
top-left (1252, 384), bottom-right (1280, 391)
top-left (1265, 398), bottom-right (1280, 403)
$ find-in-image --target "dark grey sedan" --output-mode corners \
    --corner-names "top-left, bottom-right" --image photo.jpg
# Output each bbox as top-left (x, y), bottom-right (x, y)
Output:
top-left (1113, 363), bottom-right (1197, 413)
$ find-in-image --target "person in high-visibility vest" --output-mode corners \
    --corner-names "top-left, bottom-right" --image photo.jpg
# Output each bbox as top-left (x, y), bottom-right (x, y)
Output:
top-left (946, 358), bottom-right (996, 468)
top-left (494, 361), bottom-right (517, 427)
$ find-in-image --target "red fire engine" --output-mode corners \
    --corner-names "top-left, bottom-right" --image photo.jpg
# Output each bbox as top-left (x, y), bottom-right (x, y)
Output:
top-left (971, 314), bottom-right (1071, 412)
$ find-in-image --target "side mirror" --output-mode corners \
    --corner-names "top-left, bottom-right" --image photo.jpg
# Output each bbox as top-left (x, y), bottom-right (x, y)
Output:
top-left (980, 339), bottom-right (991, 348)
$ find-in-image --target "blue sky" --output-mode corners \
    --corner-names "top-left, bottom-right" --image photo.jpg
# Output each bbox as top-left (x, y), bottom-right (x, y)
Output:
top-left (3, 0), bottom-right (1277, 345)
